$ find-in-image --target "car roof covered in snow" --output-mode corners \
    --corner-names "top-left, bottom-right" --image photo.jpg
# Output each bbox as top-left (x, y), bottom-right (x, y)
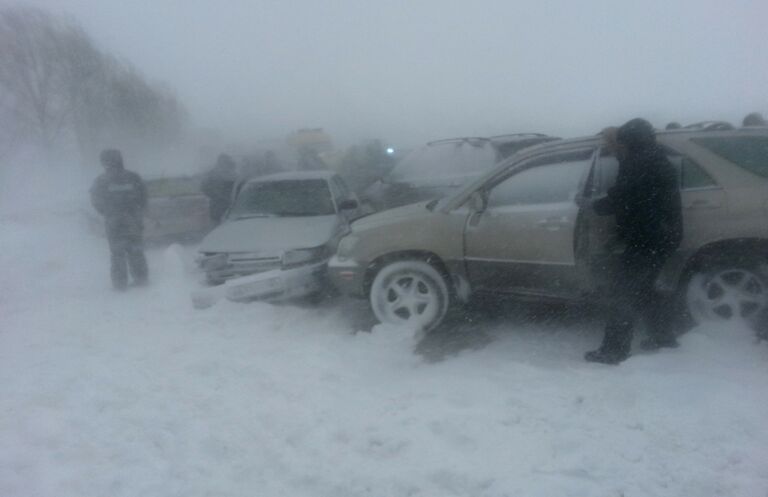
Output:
top-left (243, 170), bottom-right (336, 184)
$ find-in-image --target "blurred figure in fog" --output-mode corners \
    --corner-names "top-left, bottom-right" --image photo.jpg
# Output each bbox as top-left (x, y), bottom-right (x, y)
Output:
top-left (201, 154), bottom-right (237, 224)
top-left (585, 118), bottom-right (683, 364)
top-left (665, 122), bottom-right (682, 130)
top-left (743, 112), bottom-right (767, 127)
top-left (263, 150), bottom-right (282, 174)
top-left (297, 146), bottom-right (326, 171)
top-left (90, 149), bottom-right (149, 291)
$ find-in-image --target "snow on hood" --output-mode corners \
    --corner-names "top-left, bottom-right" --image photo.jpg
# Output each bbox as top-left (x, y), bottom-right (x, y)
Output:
top-left (199, 215), bottom-right (339, 253)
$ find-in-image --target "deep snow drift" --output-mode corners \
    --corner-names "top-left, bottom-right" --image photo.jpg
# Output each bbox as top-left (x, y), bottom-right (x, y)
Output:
top-left (1, 199), bottom-right (768, 497)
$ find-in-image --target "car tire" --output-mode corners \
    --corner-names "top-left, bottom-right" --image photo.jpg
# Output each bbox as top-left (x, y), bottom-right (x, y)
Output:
top-left (369, 260), bottom-right (451, 331)
top-left (683, 260), bottom-right (768, 326)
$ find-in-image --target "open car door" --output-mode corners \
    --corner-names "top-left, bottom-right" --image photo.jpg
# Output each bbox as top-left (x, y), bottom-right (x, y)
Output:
top-left (574, 149), bottom-right (623, 297)
top-left (464, 147), bottom-right (597, 299)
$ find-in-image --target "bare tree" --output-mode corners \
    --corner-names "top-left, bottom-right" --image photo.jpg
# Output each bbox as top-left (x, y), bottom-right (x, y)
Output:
top-left (0, 7), bottom-right (70, 158)
top-left (0, 6), bottom-right (187, 167)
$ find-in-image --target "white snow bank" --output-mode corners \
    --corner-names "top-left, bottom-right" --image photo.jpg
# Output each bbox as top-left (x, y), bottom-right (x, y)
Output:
top-left (1, 210), bottom-right (767, 497)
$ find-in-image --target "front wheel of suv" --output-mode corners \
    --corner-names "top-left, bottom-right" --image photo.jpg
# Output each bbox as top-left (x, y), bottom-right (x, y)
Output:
top-left (369, 260), bottom-right (451, 331)
top-left (684, 262), bottom-right (768, 325)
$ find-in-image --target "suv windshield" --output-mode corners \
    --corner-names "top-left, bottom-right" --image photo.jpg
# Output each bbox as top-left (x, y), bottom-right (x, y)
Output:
top-left (386, 139), bottom-right (498, 184)
top-left (228, 179), bottom-right (335, 218)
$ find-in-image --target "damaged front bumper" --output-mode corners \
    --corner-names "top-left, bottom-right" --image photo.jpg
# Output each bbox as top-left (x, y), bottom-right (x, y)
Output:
top-left (191, 261), bottom-right (327, 309)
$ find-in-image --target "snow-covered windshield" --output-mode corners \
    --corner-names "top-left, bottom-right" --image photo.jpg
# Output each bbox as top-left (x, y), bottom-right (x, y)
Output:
top-left (386, 139), bottom-right (498, 184)
top-left (228, 179), bottom-right (335, 218)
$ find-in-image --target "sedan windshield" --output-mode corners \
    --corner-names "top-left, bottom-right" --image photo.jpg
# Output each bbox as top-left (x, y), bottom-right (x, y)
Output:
top-left (229, 179), bottom-right (335, 218)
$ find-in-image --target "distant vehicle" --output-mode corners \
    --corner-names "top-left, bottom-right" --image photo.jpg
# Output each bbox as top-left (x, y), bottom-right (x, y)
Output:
top-left (87, 175), bottom-right (211, 243)
top-left (329, 127), bottom-right (768, 331)
top-left (193, 171), bottom-right (363, 307)
top-left (363, 134), bottom-right (558, 210)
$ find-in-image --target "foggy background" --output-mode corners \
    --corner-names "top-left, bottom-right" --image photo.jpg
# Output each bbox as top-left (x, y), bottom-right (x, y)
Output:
top-left (13, 0), bottom-right (768, 147)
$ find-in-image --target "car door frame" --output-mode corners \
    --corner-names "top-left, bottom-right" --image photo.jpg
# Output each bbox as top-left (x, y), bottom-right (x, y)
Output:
top-left (572, 146), bottom-right (625, 297)
top-left (461, 145), bottom-right (599, 299)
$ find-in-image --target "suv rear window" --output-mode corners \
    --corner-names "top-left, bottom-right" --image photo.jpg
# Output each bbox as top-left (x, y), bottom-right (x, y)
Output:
top-left (692, 136), bottom-right (768, 178)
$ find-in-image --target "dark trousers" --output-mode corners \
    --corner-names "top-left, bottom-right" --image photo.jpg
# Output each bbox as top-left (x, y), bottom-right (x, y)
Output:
top-left (599, 247), bottom-right (676, 355)
top-left (106, 215), bottom-right (148, 289)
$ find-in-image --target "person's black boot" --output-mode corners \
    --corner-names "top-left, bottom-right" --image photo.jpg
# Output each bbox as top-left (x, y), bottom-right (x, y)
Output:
top-left (584, 347), bottom-right (629, 365)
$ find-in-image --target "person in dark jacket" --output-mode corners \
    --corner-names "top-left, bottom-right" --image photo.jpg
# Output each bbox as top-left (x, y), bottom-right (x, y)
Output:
top-left (201, 154), bottom-right (237, 224)
top-left (90, 149), bottom-right (149, 291)
top-left (585, 118), bottom-right (683, 364)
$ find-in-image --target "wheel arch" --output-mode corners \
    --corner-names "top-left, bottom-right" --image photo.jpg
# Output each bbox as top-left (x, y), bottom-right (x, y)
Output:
top-left (363, 250), bottom-right (454, 298)
top-left (677, 237), bottom-right (768, 288)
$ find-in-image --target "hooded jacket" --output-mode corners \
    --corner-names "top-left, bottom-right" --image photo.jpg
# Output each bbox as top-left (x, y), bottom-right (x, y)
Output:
top-left (594, 119), bottom-right (683, 252)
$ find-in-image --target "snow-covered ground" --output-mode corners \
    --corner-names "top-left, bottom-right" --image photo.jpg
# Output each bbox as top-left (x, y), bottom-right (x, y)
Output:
top-left (2, 199), bottom-right (768, 497)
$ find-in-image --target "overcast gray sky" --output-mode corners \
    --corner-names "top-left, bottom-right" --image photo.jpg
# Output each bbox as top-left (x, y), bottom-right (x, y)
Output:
top-left (18, 0), bottom-right (768, 146)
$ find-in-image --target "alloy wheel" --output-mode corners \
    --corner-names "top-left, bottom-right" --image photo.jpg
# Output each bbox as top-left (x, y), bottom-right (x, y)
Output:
top-left (686, 268), bottom-right (768, 323)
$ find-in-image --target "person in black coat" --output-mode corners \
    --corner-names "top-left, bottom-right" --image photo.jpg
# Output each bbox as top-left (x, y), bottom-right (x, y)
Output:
top-left (90, 149), bottom-right (149, 291)
top-left (201, 154), bottom-right (238, 224)
top-left (585, 118), bottom-right (683, 364)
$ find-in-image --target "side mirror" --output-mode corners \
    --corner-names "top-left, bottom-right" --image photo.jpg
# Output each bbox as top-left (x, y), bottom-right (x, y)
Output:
top-left (468, 190), bottom-right (487, 213)
top-left (338, 199), bottom-right (359, 211)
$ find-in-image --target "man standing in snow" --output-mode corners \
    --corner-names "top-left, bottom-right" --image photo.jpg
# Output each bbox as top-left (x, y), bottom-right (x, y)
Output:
top-left (585, 118), bottom-right (683, 364)
top-left (90, 149), bottom-right (149, 291)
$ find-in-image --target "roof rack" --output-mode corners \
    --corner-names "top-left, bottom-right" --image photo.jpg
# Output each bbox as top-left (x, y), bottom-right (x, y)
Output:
top-left (489, 133), bottom-right (551, 141)
top-left (426, 137), bottom-right (491, 146)
top-left (682, 121), bottom-right (735, 131)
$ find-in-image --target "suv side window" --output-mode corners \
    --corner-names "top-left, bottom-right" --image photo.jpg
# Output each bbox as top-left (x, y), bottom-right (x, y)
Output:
top-left (595, 152), bottom-right (619, 195)
top-left (487, 149), bottom-right (594, 208)
top-left (692, 136), bottom-right (768, 178)
top-left (680, 158), bottom-right (717, 190)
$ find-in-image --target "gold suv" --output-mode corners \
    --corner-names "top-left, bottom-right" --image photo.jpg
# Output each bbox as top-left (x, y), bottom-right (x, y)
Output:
top-left (328, 127), bottom-right (768, 331)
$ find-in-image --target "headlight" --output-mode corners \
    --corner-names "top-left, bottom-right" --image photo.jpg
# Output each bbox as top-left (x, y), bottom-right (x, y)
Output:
top-left (282, 245), bottom-right (328, 268)
top-left (336, 235), bottom-right (359, 259)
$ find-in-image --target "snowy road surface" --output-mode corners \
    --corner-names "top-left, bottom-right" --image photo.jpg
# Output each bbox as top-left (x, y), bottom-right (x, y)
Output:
top-left (2, 207), bottom-right (768, 497)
